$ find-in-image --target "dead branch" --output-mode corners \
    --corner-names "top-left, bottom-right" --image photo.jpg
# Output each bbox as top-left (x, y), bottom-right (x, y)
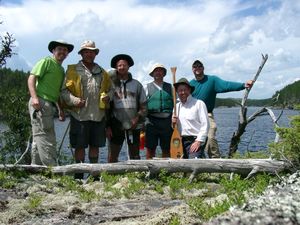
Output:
top-left (228, 54), bottom-right (268, 157)
top-left (241, 54), bottom-right (268, 106)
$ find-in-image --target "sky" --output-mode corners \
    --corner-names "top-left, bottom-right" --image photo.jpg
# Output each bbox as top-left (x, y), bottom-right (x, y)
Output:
top-left (1, 0), bottom-right (300, 99)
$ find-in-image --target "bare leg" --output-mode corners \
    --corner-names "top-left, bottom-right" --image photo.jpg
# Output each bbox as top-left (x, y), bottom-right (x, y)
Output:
top-left (146, 148), bottom-right (156, 159)
top-left (89, 146), bottom-right (99, 180)
top-left (74, 148), bottom-right (85, 179)
top-left (161, 149), bottom-right (170, 158)
top-left (75, 148), bottom-right (85, 163)
top-left (108, 143), bottom-right (122, 163)
top-left (129, 144), bottom-right (140, 160)
top-left (89, 146), bottom-right (99, 163)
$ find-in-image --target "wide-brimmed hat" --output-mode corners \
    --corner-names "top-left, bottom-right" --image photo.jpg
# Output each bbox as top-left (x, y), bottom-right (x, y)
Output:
top-left (111, 54), bottom-right (134, 68)
top-left (48, 40), bottom-right (74, 53)
top-left (173, 78), bottom-right (195, 93)
top-left (78, 40), bottom-right (99, 55)
top-left (149, 63), bottom-right (167, 77)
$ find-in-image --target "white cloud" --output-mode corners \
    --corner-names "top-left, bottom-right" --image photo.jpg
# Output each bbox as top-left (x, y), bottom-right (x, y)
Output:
top-left (1, 0), bottom-right (299, 99)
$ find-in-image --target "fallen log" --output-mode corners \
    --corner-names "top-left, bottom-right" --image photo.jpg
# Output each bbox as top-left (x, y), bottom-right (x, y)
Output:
top-left (0, 158), bottom-right (293, 180)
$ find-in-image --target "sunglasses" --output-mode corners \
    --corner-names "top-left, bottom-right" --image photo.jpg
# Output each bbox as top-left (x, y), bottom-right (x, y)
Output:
top-left (193, 65), bottom-right (203, 69)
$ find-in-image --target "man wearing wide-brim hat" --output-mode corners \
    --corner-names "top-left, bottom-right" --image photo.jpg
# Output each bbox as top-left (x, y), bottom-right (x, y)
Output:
top-left (106, 54), bottom-right (147, 163)
top-left (144, 63), bottom-right (173, 159)
top-left (77, 40), bottom-right (100, 55)
top-left (61, 40), bottom-right (113, 179)
top-left (172, 78), bottom-right (209, 159)
top-left (110, 54), bottom-right (134, 68)
top-left (27, 40), bottom-right (73, 166)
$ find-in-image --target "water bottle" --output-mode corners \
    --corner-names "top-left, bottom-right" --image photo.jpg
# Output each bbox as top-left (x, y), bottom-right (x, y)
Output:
top-left (139, 131), bottom-right (145, 150)
top-left (128, 130), bottom-right (133, 144)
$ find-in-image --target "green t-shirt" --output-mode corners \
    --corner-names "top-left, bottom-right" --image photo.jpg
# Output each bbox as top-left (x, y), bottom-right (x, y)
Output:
top-left (31, 56), bottom-right (65, 103)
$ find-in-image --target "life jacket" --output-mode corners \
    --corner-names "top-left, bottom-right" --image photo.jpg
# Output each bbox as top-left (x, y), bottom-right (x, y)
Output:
top-left (146, 82), bottom-right (173, 114)
top-left (65, 64), bottom-right (112, 109)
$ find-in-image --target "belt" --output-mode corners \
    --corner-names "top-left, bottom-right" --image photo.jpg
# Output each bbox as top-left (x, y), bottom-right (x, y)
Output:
top-left (148, 113), bottom-right (171, 119)
top-left (182, 136), bottom-right (197, 142)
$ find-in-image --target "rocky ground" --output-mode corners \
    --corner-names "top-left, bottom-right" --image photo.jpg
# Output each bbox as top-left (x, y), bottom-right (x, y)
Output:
top-left (0, 171), bottom-right (300, 225)
top-left (0, 174), bottom-right (201, 225)
top-left (204, 171), bottom-right (300, 225)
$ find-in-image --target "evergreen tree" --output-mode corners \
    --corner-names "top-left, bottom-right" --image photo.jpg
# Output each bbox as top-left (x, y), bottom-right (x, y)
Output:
top-left (272, 80), bottom-right (300, 108)
top-left (0, 19), bottom-right (31, 164)
top-left (0, 68), bottom-right (31, 164)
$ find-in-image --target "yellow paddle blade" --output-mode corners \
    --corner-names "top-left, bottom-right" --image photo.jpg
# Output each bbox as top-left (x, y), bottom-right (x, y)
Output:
top-left (170, 128), bottom-right (183, 159)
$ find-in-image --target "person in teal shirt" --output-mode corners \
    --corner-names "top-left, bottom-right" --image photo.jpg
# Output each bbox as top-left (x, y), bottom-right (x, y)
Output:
top-left (27, 40), bottom-right (73, 166)
top-left (190, 60), bottom-right (254, 158)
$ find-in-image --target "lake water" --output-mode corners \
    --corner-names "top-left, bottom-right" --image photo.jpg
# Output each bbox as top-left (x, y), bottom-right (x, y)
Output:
top-left (54, 107), bottom-right (298, 162)
top-left (213, 107), bottom-right (298, 156)
top-left (1, 107), bottom-right (299, 163)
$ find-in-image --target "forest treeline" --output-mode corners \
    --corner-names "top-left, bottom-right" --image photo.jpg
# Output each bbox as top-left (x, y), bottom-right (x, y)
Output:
top-left (215, 80), bottom-right (300, 109)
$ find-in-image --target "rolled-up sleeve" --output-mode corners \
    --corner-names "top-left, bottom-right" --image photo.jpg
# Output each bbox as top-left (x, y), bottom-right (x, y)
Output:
top-left (60, 78), bottom-right (81, 106)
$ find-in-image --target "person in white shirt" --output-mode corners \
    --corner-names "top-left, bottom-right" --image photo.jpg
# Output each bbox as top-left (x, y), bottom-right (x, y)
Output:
top-left (172, 78), bottom-right (209, 159)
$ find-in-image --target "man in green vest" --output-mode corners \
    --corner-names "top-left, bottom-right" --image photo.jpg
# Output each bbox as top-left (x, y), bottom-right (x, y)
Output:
top-left (145, 63), bottom-right (173, 159)
top-left (28, 40), bottom-right (74, 166)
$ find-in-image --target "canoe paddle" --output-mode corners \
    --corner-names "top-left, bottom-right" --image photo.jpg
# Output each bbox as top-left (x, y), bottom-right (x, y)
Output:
top-left (170, 67), bottom-right (183, 159)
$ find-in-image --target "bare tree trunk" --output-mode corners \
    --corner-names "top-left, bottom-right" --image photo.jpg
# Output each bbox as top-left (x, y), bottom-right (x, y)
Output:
top-left (228, 54), bottom-right (269, 157)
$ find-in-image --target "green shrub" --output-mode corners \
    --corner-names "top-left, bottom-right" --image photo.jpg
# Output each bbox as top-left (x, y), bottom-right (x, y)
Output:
top-left (188, 197), bottom-right (231, 221)
top-left (294, 104), bottom-right (300, 110)
top-left (269, 115), bottom-right (300, 166)
top-left (0, 69), bottom-right (31, 164)
top-left (188, 173), bottom-right (275, 221)
top-left (27, 194), bottom-right (43, 211)
top-left (169, 215), bottom-right (181, 225)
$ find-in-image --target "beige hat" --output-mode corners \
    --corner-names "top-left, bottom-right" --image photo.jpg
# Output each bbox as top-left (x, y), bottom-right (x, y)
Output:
top-left (78, 40), bottom-right (99, 55)
top-left (149, 63), bottom-right (167, 77)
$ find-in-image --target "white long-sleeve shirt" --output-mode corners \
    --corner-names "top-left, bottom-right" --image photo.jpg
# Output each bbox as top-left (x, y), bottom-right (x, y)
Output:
top-left (176, 95), bottom-right (209, 142)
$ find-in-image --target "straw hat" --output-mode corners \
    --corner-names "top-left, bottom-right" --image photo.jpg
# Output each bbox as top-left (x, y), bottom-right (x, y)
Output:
top-left (149, 63), bottom-right (167, 77)
top-left (78, 40), bottom-right (99, 55)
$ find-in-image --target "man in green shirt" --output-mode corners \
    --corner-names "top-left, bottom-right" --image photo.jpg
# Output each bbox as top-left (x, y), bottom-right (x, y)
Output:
top-left (28, 40), bottom-right (73, 166)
